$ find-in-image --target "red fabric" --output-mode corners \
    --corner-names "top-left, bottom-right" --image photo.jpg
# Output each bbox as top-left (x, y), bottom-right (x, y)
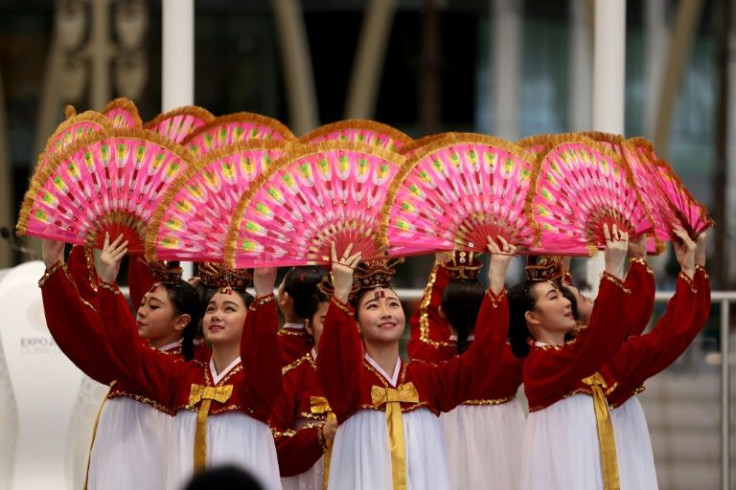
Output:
top-left (523, 277), bottom-right (631, 411)
top-left (127, 254), bottom-right (155, 310)
top-left (66, 245), bottom-right (100, 309)
top-left (269, 354), bottom-right (327, 477)
top-left (277, 327), bottom-right (313, 368)
top-left (317, 288), bottom-right (510, 422)
top-left (605, 270), bottom-right (711, 407)
top-left (408, 263), bottom-right (523, 401)
top-left (623, 260), bottom-right (656, 336)
top-left (95, 286), bottom-right (283, 420)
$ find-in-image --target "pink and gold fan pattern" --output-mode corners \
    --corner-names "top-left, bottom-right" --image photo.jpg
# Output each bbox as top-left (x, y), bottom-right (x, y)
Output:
top-left (386, 135), bottom-right (537, 254)
top-left (146, 141), bottom-right (290, 261)
top-left (531, 139), bottom-right (654, 255)
top-left (17, 130), bottom-right (195, 253)
top-left (35, 111), bottom-right (112, 173)
top-left (144, 106), bottom-right (215, 144)
top-left (300, 120), bottom-right (413, 152)
top-left (102, 98), bottom-right (143, 129)
top-left (225, 143), bottom-right (405, 268)
top-left (183, 113), bottom-right (297, 156)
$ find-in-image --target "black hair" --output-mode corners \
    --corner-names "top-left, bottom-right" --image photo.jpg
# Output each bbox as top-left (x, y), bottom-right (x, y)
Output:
top-left (183, 464), bottom-right (263, 490)
top-left (163, 280), bottom-right (202, 361)
top-left (302, 290), bottom-right (330, 342)
top-left (283, 266), bottom-right (328, 319)
top-left (202, 288), bottom-right (255, 311)
top-left (507, 281), bottom-right (539, 359)
top-left (560, 286), bottom-right (580, 321)
top-left (441, 279), bottom-right (485, 354)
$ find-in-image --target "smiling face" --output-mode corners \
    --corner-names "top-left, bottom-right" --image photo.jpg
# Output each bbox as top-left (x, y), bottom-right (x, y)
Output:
top-left (525, 282), bottom-right (577, 339)
top-left (355, 288), bottom-right (406, 345)
top-left (202, 291), bottom-right (247, 347)
top-left (136, 285), bottom-right (184, 346)
top-left (564, 285), bottom-right (595, 324)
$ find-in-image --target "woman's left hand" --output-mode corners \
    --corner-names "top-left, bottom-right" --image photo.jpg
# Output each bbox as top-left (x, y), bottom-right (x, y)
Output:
top-left (487, 235), bottom-right (516, 295)
top-left (99, 233), bottom-right (128, 284)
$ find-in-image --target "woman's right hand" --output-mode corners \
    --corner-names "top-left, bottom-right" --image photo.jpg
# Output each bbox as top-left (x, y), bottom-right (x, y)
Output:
top-left (99, 233), bottom-right (128, 284)
top-left (603, 223), bottom-right (628, 280)
top-left (42, 239), bottom-right (65, 268)
top-left (330, 242), bottom-right (361, 304)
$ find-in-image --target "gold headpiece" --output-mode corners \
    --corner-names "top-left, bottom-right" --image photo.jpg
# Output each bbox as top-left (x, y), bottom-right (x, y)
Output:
top-left (199, 262), bottom-right (252, 292)
top-left (354, 258), bottom-right (402, 292)
top-left (444, 251), bottom-right (483, 281)
top-left (148, 260), bottom-right (183, 285)
top-left (525, 255), bottom-right (563, 285)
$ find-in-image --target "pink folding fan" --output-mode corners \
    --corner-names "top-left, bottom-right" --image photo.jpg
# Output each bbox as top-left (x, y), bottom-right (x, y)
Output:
top-left (626, 137), bottom-right (713, 239)
top-left (182, 112), bottom-right (296, 156)
top-left (144, 106), bottom-right (215, 144)
top-left (17, 130), bottom-right (196, 253)
top-left (102, 98), bottom-right (143, 129)
top-left (35, 111), bottom-right (112, 174)
top-left (399, 133), bottom-right (453, 157)
top-left (299, 120), bottom-right (413, 152)
top-left (385, 134), bottom-right (538, 255)
top-left (225, 142), bottom-right (405, 268)
top-left (530, 137), bottom-right (654, 255)
top-left (146, 140), bottom-right (291, 262)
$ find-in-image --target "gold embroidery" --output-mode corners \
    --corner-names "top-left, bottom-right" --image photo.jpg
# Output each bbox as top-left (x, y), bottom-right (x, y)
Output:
top-left (250, 293), bottom-right (275, 311)
top-left (695, 264), bottom-right (709, 279)
top-left (600, 272), bottom-right (631, 294)
top-left (628, 256), bottom-right (653, 275)
top-left (486, 288), bottom-right (507, 308)
top-left (278, 328), bottom-right (311, 338)
top-left (461, 396), bottom-right (514, 406)
top-left (38, 262), bottom-right (66, 287)
top-left (330, 296), bottom-right (353, 315)
top-left (419, 264), bottom-right (455, 348)
top-left (678, 271), bottom-right (698, 294)
top-left (282, 354), bottom-right (315, 375)
top-left (98, 280), bottom-right (122, 295)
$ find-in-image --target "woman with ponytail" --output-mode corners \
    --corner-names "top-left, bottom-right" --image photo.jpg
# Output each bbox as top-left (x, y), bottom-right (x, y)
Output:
top-left (408, 251), bottom-right (524, 489)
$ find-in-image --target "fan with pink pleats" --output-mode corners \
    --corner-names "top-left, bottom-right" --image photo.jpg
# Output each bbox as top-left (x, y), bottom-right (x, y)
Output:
top-left (144, 106), bottom-right (215, 144)
top-left (102, 98), bottom-right (143, 129)
top-left (399, 132), bottom-right (452, 157)
top-left (35, 111), bottom-right (112, 173)
top-left (146, 140), bottom-right (291, 261)
top-left (16, 129), bottom-right (196, 253)
top-left (299, 120), bottom-right (413, 152)
top-left (225, 142), bottom-right (405, 268)
top-left (182, 112), bottom-right (296, 156)
top-left (627, 137), bottom-right (713, 239)
top-left (385, 134), bottom-right (538, 255)
top-left (529, 137), bottom-right (654, 255)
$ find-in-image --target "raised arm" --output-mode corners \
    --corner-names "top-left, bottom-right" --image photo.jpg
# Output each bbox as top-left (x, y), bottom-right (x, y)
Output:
top-left (623, 234), bottom-right (656, 335)
top-left (241, 267), bottom-right (283, 418)
top-left (316, 243), bottom-right (364, 419)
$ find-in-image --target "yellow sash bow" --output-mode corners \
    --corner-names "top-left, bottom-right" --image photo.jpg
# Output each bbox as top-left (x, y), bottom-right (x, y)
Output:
top-left (188, 384), bottom-right (233, 472)
top-left (370, 382), bottom-right (420, 490)
top-left (582, 373), bottom-right (620, 490)
top-left (310, 396), bottom-right (336, 490)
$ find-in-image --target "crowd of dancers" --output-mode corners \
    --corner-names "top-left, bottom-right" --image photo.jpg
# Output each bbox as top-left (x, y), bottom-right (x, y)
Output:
top-left (39, 223), bottom-right (710, 490)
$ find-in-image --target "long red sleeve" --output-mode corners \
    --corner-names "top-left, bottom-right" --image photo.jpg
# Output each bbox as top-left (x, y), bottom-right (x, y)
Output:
top-left (407, 263), bottom-right (454, 361)
top-left (524, 273), bottom-right (631, 409)
top-left (66, 245), bottom-right (100, 309)
top-left (623, 258), bottom-right (656, 336)
top-left (127, 254), bottom-right (154, 310)
top-left (606, 269), bottom-right (711, 407)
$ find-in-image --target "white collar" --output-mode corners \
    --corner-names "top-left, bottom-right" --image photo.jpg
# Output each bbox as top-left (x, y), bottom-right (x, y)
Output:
top-left (365, 353), bottom-right (401, 387)
top-left (311, 347), bottom-right (318, 361)
top-left (156, 340), bottom-right (182, 352)
top-left (282, 322), bottom-right (305, 330)
top-left (209, 356), bottom-right (241, 385)
top-left (448, 334), bottom-right (475, 341)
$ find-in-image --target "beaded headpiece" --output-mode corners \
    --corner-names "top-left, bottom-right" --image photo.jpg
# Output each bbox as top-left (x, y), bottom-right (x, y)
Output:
top-left (525, 255), bottom-right (563, 285)
top-left (198, 262), bottom-right (252, 293)
top-left (148, 260), bottom-right (183, 285)
top-left (444, 251), bottom-right (483, 281)
top-left (353, 258), bottom-right (402, 292)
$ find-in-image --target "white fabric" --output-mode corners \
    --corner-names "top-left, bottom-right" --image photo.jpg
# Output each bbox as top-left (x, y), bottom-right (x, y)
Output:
top-left (168, 410), bottom-right (281, 490)
top-left (441, 398), bottom-right (526, 490)
top-left (280, 418), bottom-right (325, 490)
top-left (520, 394), bottom-right (604, 490)
top-left (282, 323), bottom-right (305, 330)
top-left (611, 397), bottom-right (658, 489)
top-left (208, 356), bottom-right (241, 385)
top-left (364, 354), bottom-right (401, 387)
top-left (158, 340), bottom-right (182, 352)
top-left (328, 408), bottom-right (450, 490)
top-left (87, 397), bottom-right (172, 490)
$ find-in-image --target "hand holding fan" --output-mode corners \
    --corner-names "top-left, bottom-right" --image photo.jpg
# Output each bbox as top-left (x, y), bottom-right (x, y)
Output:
top-left (385, 134), bottom-right (538, 255)
top-left (146, 140), bottom-right (291, 261)
top-left (17, 130), bottom-right (196, 253)
top-left (299, 119), bottom-right (413, 152)
top-left (530, 137), bottom-right (654, 255)
top-left (182, 112), bottom-right (296, 156)
top-left (225, 142), bottom-right (405, 268)
top-left (144, 106), bottom-right (215, 144)
top-left (102, 97), bottom-right (143, 129)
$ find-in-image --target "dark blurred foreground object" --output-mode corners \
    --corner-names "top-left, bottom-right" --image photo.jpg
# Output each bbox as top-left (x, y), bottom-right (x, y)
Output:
top-left (183, 465), bottom-right (263, 490)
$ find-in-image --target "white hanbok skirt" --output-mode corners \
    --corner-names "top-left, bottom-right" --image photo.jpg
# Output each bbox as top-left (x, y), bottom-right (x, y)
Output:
top-left (441, 398), bottom-right (526, 490)
top-left (521, 394), bottom-right (606, 490)
top-left (87, 397), bottom-right (172, 490)
top-left (328, 407), bottom-right (450, 490)
top-left (168, 411), bottom-right (282, 490)
top-left (611, 397), bottom-right (658, 489)
top-left (281, 418), bottom-right (326, 490)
